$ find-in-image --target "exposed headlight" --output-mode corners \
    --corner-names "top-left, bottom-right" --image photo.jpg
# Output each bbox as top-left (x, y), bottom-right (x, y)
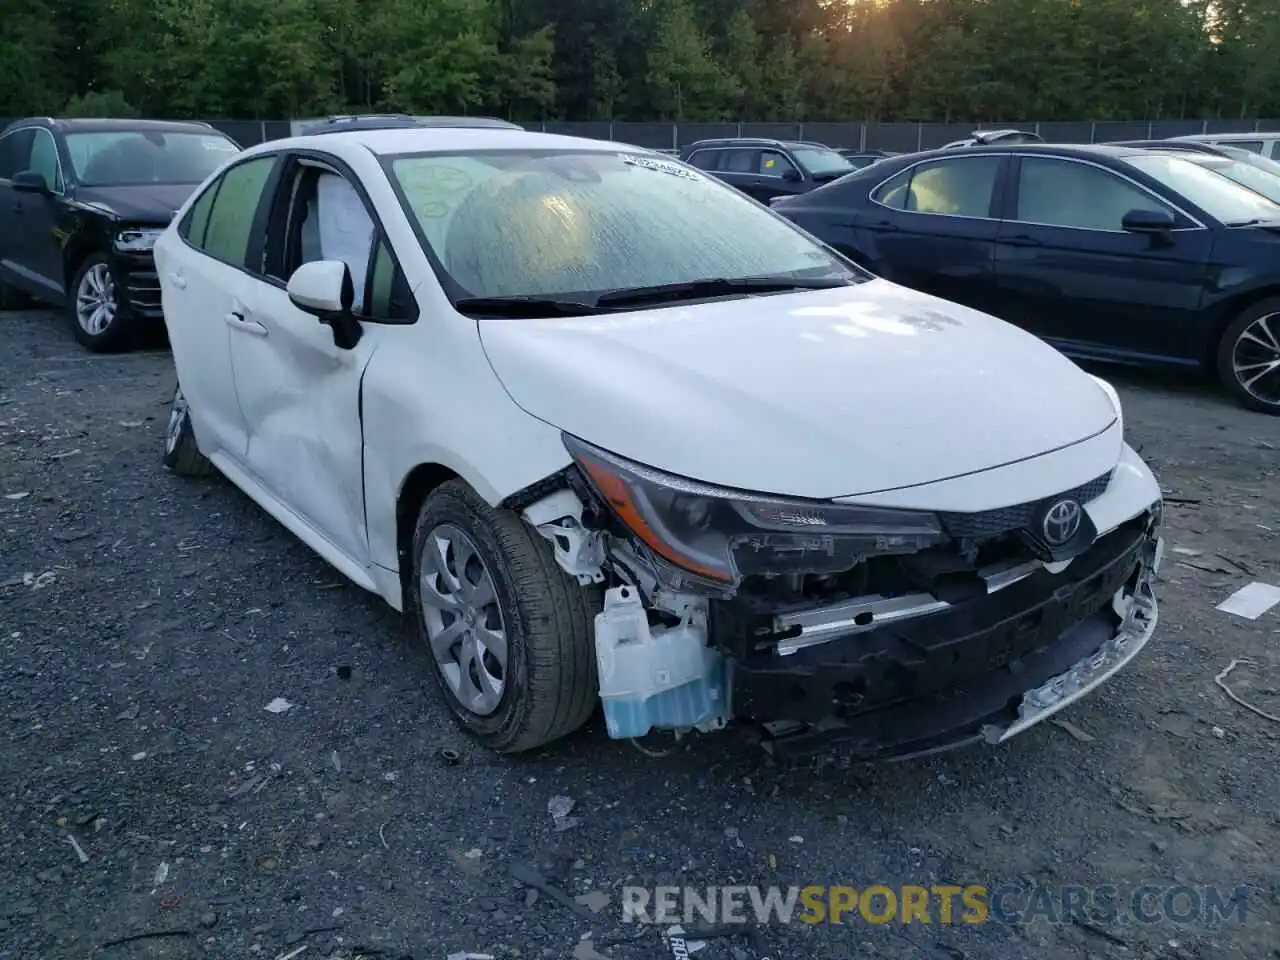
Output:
top-left (564, 434), bottom-right (946, 587)
top-left (114, 228), bottom-right (163, 253)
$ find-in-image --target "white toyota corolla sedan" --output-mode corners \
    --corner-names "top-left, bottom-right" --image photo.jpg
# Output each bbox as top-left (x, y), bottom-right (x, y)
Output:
top-left (154, 119), bottom-right (1165, 759)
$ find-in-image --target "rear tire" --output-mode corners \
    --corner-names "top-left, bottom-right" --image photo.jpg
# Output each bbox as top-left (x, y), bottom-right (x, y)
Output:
top-left (407, 479), bottom-right (600, 753)
top-left (1216, 297), bottom-right (1280, 416)
top-left (69, 253), bottom-right (133, 352)
top-left (162, 382), bottom-right (214, 477)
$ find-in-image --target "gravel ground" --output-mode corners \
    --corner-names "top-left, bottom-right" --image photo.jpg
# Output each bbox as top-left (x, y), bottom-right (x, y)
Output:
top-left (1, 309), bottom-right (1278, 960)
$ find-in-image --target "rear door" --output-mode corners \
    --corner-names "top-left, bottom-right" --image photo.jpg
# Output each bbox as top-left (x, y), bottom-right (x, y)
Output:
top-left (155, 152), bottom-right (281, 461)
top-left (993, 155), bottom-right (1213, 361)
top-left (715, 147), bottom-right (763, 197)
top-left (859, 153), bottom-right (1008, 313)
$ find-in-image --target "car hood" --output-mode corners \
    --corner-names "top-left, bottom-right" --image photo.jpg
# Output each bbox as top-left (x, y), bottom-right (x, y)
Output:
top-left (73, 184), bottom-right (198, 224)
top-left (478, 280), bottom-right (1119, 499)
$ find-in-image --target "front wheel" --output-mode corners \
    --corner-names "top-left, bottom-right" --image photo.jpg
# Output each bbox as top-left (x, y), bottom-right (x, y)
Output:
top-left (407, 479), bottom-right (600, 753)
top-left (69, 253), bottom-right (132, 352)
top-left (1217, 298), bottom-right (1280, 416)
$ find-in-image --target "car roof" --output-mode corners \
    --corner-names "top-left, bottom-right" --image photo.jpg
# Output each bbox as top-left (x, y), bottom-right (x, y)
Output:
top-left (895, 142), bottom-right (1149, 162)
top-left (251, 126), bottom-right (650, 158)
top-left (56, 118), bottom-right (221, 134)
top-left (299, 114), bottom-right (523, 135)
top-left (1173, 132), bottom-right (1279, 142)
top-left (1, 117), bottom-right (222, 136)
top-left (684, 138), bottom-right (829, 150)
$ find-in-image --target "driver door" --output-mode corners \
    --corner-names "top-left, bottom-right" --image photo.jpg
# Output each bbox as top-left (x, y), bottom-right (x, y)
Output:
top-left (226, 154), bottom-right (402, 569)
top-left (0, 127), bottom-right (66, 300)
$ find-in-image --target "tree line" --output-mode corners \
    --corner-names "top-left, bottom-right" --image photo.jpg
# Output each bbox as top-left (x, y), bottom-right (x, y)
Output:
top-left (3, 0), bottom-right (1277, 124)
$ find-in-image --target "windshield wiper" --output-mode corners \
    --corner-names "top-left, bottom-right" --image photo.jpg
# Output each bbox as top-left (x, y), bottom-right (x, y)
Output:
top-left (454, 295), bottom-right (602, 318)
top-left (594, 275), bottom-right (854, 309)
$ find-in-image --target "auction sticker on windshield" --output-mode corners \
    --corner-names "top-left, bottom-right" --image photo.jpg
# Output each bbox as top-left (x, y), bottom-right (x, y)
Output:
top-left (201, 137), bottom-right (239, 152)
top-left (620, 154), bottom-right (701, 181)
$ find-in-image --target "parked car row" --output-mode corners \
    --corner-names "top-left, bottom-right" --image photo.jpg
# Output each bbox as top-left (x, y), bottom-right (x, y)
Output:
top-left (0, 111), bottom-right (1172, 759)
top-left (655, 131), bottom-right (1280, 416)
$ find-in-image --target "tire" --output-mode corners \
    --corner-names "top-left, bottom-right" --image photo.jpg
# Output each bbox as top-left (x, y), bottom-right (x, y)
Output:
top-left (161, 382), bottom-right (214, 477)
top-left (69, 253), bottom-right (133, 352)
top-left (0, 276), bottom-right (31, 310)
top-left (407, 478), bottom-right (601, 753)
top-left (1216, 297), bottom-right (1280, 416)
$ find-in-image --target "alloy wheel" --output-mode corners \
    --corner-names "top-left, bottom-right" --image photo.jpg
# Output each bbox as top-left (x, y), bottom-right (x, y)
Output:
top-left (1232, 311), bottom-right (1280, 408)
top-left (165, 386), bottom-right (188, 455)
top-left (418, 523), bottom-right (508, 716)
top-left (76, 263), bottom-right (117, 336)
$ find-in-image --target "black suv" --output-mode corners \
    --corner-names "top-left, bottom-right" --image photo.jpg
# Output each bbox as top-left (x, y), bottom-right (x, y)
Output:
top-left (0, 117), bottom-right (241, 350)
top-left (678, 138), bottom-right (856, 203)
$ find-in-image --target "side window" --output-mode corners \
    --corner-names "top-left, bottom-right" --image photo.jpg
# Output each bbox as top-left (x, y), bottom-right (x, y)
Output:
top-left (873, 157), bottom-right (1002, 217)
top-left (872, 168), bottom-right (912, 209)
top-left (1014, 157), bottom-right (1173, 231)
top-left (721, 149), bottom-right (759, 174)
top-left (281, 168), bottom-right (377, 312)
top-left (180, 181), bottom-right (220, 248)
top-left (904, 157), bottom-right (1002, 216)
top-left (200, 155), bottom-right (277, 267)
top-left (366, 238), bottom-right (415, 322)
top-left (28, 130), bottom-right (62, 191)
top-left (0, 129), bottom-right (35, 180)
top-left (1222, 140), bottom-right (1263, 155)
top-left (688, 150), bottom-right (720, 171)
top-left (759, 150), bottom-right (798, 177)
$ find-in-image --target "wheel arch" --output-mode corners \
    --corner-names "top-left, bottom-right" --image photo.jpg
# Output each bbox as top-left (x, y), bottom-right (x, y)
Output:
top-left (1204, 284), bottom-right (1280, 377)
top-left (395, 462), bottom-right (461, 591)
top-left (62, 239), bottom-right (104, 293)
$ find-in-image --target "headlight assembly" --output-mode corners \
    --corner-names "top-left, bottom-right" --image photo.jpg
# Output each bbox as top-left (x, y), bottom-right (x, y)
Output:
top-left (114, 228), bottom-right (163, 253)
top-left (563, 434), bottom-right (946, 587)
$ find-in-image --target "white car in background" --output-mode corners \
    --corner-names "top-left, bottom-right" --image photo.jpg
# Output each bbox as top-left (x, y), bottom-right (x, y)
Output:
top-left (154, 119), bottom-right (1165, 759)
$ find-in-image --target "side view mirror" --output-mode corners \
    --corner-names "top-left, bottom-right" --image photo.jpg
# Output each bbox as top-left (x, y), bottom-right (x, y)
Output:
top-left (781, 167), bottom-right (803, 183)
top-left (11, 170), bottom-right (50, 195)
top-left (1121, 208), bottom-right (1175, 234)
top-left (286, 260), bottom-right (362, 349)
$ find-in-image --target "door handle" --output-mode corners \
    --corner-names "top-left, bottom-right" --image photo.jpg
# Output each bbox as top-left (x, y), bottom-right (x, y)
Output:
top-left (225, 311), bottom-right (268, 336)
top-left (167, 270), bottom-right (186, 289)
top-left (872, 220), bottom-right (900, 232)
top-left (1005, 233), bottom-right (1042, 246)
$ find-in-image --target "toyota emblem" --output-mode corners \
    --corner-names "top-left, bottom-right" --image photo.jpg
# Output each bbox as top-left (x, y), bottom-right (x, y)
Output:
top-left (1042, 499), bottom-right (1083, 547)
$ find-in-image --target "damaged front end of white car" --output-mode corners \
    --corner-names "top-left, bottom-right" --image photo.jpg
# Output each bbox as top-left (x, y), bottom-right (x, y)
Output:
top-left (513, 432), bottom-right (1164, 761)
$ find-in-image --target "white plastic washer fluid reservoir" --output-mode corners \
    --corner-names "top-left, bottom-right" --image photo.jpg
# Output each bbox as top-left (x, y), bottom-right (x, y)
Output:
top-left (593, 586), bottom-right (726, 739)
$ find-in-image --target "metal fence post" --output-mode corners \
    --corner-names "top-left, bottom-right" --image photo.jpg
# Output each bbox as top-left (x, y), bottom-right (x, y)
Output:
top-left (859, 123), bottom-right (866, 150)
top-left (916, 123), bottom-right (923, 151)
top-left (1089, 121), bottom-right (1097, 143)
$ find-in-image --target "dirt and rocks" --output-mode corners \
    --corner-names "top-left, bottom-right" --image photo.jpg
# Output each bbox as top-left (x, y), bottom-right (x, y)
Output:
top-left (1, 309), bottom-right (1278, 960)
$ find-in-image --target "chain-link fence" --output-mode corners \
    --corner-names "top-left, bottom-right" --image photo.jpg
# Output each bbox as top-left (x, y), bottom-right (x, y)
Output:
top-left (6, 117), bottom-right (1279, 151)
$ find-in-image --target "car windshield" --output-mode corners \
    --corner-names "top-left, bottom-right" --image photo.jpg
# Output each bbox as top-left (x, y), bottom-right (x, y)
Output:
top-left (66, 130), bottom-right (240, 186)
top-left (1224, 147), bottom-right (1280, 178)
top-left (385, 149), bottom-right (858, 302)
top-left (1177, 155), bottom-right (1280, 205)
top-left (1123, 153), bottom-right (1280, 224)
top-left (791, 147), bottom-right (854, 177)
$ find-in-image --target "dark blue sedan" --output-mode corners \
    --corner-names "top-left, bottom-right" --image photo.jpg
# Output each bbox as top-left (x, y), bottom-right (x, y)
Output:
top-left (771, 144), bottom-right (1280, 415)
